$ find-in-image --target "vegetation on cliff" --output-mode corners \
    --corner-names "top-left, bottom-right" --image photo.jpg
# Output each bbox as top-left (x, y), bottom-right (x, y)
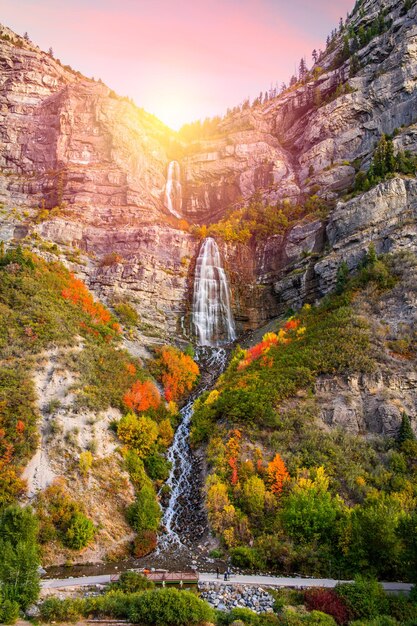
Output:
top-left (192, 250), bottom-right (417, 581)
top-left (192, 193), bottom-right (328, 244)
top-left (0, 244), bottom-right (200, 560)
top-left (353, 134), bottom-right (417, 195)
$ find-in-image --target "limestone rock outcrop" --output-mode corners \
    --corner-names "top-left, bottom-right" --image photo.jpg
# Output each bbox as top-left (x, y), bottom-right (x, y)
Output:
top-left (1, 0), bottom-right (417, 339)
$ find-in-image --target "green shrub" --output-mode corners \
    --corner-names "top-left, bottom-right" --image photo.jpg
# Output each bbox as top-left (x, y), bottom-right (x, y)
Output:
top-left (281, 609), bottom-right (337, 625)
top-left (126, 483), bottom-right (161, 533)
top-left (386, 594), bottom-right (417, 622)
top-left (0, 595), bottom-right (19, 625)
top-left (86, 590), bottom-right (132, 619)
top-left (227, 607), bottom-right (260, 624)
top-left (124, 451), bottom-right (148, 490)
top-left (349, 618), bottom-right (398, 626)
top-left (335, 578), bottom-right (388, 620)
top-left (111, 571), bottom-right (154, 593)
top-left (114, 301), bottom-right (139, 327)
top-left (127, 588), bottom-right (215, 626)
top-left (40, 597), bottom-right (85, 622)
top-left (63, 512), bottom-right (95, 550)
top-left (144, 453), bottom-right (172, 481)
top-left (230, 546), bottom-right (264, 570)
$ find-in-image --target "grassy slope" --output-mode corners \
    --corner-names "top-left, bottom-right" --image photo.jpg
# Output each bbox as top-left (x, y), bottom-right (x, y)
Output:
top-left (192, 251), bottom-right (417, 580)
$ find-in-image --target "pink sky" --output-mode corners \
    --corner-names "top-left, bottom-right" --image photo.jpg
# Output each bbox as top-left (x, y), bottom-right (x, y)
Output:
top-left (2, 0), bottom-right (353, 129)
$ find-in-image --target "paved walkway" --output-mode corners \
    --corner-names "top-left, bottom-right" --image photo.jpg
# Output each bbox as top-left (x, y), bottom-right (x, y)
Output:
top-left (41, 572), bottom-right (413, 593)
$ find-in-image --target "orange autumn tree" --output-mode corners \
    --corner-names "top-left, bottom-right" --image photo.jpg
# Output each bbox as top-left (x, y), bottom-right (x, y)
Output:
top-left (62, 273), bottom-right (121, 338)
top-left (123, 380), bottom-right (161, 413)
top-left (225, 429), bottom-right (242, 486)
top-left (151, 346), bottom-right (199, 402)
top-left (267, 453), bottom-right (290, 495)
top-left (238, 319), bottom-right (306, 370)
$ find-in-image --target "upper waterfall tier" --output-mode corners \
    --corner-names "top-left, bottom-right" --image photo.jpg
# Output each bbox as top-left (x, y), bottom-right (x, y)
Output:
top-left (192, 237), bottom-right (236, 346)
top-left (164, 161), bottom-right (182, 219)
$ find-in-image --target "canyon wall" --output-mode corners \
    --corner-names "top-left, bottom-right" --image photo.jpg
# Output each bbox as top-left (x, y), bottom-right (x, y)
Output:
top-left (1, 0), bottom-right (417, 342)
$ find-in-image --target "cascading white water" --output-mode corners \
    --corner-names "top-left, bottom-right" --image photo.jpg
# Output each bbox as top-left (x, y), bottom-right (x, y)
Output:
top-left (157, 238), bottom-right (236, 554)
top-left (164, 160), bottom-right (182, 219)
top-left (158, 348), bottom-right (228, 551)
top-left (192, 237), bottom-right (236, 346)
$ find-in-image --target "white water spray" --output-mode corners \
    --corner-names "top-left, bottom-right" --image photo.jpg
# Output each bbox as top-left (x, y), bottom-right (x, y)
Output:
top-left (164, 161), bottom-right (182, 219)
top-left (192, 237), bottom-right (236, 346)
top-left (159, 348), bottom-right (228, 550)
top-left (157, 239), bottom-right (236, 553)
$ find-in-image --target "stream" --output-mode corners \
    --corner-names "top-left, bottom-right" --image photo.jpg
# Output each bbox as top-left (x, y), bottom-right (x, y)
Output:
top-left (45, 236), bottom-right (236, 578)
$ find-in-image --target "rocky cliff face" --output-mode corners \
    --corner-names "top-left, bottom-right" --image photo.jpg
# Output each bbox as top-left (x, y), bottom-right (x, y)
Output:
top-left (1, 0), bottom-right (417, 341)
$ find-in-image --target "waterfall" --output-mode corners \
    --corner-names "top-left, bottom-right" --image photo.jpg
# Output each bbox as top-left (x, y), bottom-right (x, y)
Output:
top-left (164, 161), bottom-right (182, 219)
top-left (157, 238), bottom-right (236, 556)
top-left (158, 348), bottom-right (228, 553)
top-left (192, 237), bottom-right (236, 346)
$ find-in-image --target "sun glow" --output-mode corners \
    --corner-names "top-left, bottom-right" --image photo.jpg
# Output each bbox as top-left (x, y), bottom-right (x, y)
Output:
top-left (150, 93), bottom-right (196, 131)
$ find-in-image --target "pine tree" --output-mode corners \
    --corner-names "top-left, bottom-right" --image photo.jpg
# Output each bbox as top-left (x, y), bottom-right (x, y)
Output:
top-left (312, 49), bottom-right (318, 64)
top-left (48, 47), bottom-right (54, 57)
top-left (397, 413), bottom-right (415, 447)
top-left (350, 54), bottom-right (360, 77)
top-left (373, 134), bottom-right (389, 177)
top-left (336, 261), bottom-right (349, 294)
top-left (385, 136), bottom-right (396, 173)
top-left (23, 32), bottom-right (29, 41)
top-left (299, 57), bottom-right (307, 80)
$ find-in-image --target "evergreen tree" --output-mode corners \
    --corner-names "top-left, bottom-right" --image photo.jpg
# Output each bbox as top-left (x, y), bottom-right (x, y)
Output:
top-left (0, 506), bottom-right (40, 610)
top-left (397, 412), bottom-right (415, 447)
top-left (299, 57), bottom-right (307, 80)
top-left (364, 243), bottom-right (377, 267)
top-left (48, 47), bottom-right (54, 57)
top-left (385, 136), bottom-right (396, 173)
top-left (350, 54), bottom-right (361, 77)
top-left (372, 134), bottom-right (389, 177)
top-left (312, 49), bottom-right (318, 64)
top-left (23, 32), bottom-right (29, 41)
top-left (336, 261), bottom-right (349, 294)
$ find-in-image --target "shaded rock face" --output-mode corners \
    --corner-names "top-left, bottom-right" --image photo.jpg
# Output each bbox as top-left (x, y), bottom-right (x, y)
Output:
top-left (316, 371), bottom-right (417, 437)
top-left (1, 0), bottom-right (417, 339)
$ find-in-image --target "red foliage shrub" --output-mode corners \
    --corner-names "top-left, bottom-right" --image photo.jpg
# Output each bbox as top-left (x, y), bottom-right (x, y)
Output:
top-left (123, 380), bottom-right (161, 413)
top-left (304, 588), bottom-right (351, 625)
top-left (284, 318), bottom-right (301, 331)
top-left (16, 420), bottom-right (25, 434)
top-left (228, 457), bottom-right (238, 485)
top-left (62, 274), bottom-right (121, 339)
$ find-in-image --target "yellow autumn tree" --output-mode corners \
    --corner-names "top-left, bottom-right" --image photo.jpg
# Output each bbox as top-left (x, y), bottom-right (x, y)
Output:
top-left (158, 418), bottom-right (174, 447)
top-left (117, 413), bottom-right (158, 457)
